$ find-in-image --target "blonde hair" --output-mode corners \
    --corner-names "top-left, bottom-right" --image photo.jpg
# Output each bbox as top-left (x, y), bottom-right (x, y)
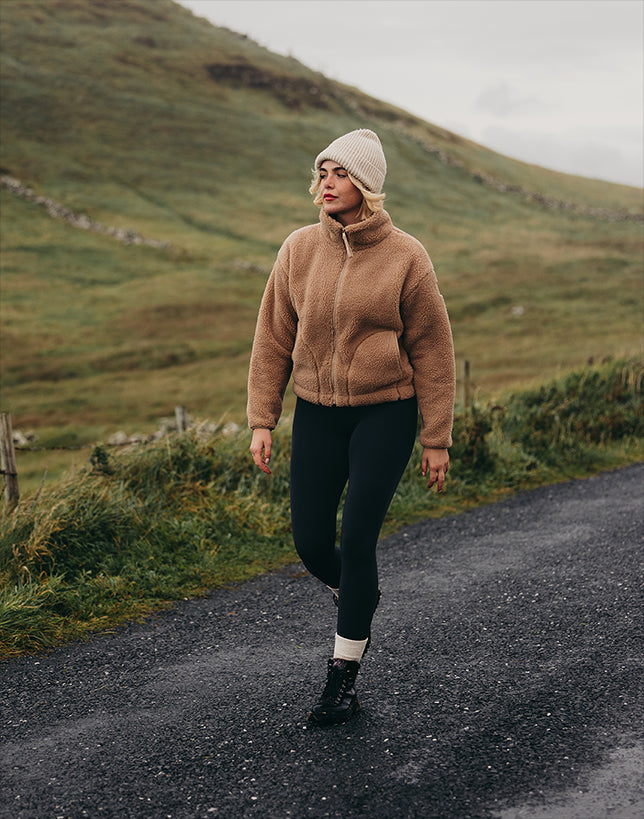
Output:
top-left (309, 168), bottom-right (385, 222)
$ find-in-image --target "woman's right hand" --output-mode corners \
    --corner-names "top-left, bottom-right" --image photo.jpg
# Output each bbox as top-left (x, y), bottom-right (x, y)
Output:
top-left (250, 428), bottom-right (273, 474)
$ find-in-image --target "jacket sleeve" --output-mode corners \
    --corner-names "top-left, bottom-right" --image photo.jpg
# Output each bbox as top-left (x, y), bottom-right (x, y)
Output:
top-left (400, 256), bottom-right (455, 449)
top-left (246, 252), bottom-right (297, 430)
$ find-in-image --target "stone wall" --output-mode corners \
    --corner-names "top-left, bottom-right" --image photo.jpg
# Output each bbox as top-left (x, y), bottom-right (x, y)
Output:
top-left (1, 175), bottom-right (169, 248)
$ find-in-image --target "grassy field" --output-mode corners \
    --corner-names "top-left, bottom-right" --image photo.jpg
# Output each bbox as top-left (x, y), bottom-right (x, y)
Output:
top-left (1, 0), bottom-right (643, 498)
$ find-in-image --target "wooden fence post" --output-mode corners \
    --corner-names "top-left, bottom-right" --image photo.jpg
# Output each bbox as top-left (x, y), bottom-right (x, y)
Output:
top-left (0, 413), bottom-right (20, 512)
top-left (175, 405), bottom-right (189, 435)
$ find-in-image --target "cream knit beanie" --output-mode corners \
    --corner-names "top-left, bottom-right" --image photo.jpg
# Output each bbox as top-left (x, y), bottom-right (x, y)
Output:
top-left (315, 129), bottom-right (387, 193)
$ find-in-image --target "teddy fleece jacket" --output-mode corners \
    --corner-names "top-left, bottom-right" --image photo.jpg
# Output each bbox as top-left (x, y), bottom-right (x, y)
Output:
top-left (247, 208), bottom-right (456, 449)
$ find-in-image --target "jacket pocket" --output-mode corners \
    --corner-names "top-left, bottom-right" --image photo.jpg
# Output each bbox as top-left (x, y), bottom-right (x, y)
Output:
top-left (348, 331), bottom-right (404, 395)
top-left (292, 334), bottom-right (321, 394)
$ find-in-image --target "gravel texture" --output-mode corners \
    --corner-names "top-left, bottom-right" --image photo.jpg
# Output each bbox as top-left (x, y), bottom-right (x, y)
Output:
top-left (1, 463), bottom-right (642, 818)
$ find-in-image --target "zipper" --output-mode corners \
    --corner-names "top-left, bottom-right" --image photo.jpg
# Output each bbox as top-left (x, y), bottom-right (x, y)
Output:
top-left (330, 229), bottom-right (352, 403)
top-left (341, 230), bottom-right (353, 258)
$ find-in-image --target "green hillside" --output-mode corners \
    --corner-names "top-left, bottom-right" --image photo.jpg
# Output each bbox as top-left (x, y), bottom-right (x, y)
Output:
top-left (1, 0), bottom-right (642, 492)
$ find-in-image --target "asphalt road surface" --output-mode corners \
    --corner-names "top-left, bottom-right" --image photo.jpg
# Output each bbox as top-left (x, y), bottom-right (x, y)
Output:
top-left (1, 463), bottom-right (642, 818)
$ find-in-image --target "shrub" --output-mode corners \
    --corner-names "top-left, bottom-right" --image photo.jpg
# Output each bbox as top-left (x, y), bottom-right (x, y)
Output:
top-left (450, 403), bottom-right (496, 479)
top-left (501, 358), bottom-right (643, 464)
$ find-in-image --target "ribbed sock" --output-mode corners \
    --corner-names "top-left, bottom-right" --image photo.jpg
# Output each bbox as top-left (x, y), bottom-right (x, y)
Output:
top-left (334, 633), bottom-right (368, 662)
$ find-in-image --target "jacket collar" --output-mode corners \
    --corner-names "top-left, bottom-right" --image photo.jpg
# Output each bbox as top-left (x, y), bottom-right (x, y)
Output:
top-left (319, 208), bottom-right (393, 250)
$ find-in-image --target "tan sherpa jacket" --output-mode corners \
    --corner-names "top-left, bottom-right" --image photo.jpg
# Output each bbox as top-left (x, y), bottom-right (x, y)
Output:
top-left (247, 209), bottom-right (455, 448)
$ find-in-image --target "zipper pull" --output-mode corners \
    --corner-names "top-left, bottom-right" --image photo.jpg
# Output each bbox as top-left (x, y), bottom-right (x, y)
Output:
top-left (341, 230), bottom-right (353, 258)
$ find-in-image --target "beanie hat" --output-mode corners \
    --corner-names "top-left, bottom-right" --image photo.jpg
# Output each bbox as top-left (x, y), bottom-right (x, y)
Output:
top-left (315, 129), bottom-right (387, 193)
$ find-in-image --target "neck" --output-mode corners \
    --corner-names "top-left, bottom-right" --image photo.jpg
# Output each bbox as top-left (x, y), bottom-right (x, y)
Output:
top-left (333, 211), bottom-right (362, 227)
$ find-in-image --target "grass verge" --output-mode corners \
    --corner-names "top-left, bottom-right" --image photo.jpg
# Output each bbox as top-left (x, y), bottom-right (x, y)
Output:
top-left (1, 358), bottom-right (642, 659)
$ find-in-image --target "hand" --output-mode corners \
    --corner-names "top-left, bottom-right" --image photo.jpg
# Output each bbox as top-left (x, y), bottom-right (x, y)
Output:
top-left (421, 447), bottom-right (449, 493)
top-left (250, 428), bottom-right (273, 474)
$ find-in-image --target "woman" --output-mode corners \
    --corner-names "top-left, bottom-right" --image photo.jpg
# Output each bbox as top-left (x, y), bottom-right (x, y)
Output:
top-left (248, 129), bottom-right (455, 725)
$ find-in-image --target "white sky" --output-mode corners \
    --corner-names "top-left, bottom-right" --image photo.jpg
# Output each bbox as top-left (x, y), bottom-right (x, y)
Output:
top-left (177, 0), bottom-right (643, 188)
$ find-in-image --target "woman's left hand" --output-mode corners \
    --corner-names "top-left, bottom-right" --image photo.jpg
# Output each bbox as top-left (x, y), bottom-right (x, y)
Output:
top-left (422, 447), bottom-right (449, 493)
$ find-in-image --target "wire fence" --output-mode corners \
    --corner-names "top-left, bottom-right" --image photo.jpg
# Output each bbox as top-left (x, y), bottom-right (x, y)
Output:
top-left (1, 406), bottom-right (198, 511)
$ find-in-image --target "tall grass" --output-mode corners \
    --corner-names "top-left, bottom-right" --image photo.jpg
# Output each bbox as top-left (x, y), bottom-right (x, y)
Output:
top-left (1, 359), bottom-right (641, 659)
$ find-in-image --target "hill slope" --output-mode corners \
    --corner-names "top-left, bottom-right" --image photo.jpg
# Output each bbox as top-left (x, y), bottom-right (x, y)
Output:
top-left (1, 0), bottom-right (642, 481)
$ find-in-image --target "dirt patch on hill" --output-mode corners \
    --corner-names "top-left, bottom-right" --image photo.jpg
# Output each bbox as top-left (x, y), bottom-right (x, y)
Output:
top-left (206, 61), bottom-right (332, 110)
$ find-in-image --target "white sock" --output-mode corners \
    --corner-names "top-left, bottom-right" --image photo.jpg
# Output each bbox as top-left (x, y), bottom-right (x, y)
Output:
top-left (334, 633), bottom-right (368, 662)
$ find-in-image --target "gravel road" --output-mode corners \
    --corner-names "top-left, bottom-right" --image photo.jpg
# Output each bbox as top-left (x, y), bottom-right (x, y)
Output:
top-left (1, 463), bottom-right (642, 818)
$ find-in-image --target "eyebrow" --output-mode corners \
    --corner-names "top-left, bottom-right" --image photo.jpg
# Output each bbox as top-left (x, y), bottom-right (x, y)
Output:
top-left (320, 165), bottom-right (346, 173)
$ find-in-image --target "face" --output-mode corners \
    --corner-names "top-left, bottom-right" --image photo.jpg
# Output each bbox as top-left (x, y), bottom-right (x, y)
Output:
top-left (318, 160), bottom-right (363, 226)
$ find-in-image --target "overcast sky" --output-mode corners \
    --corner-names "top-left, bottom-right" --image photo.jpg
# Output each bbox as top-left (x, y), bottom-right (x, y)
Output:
top-left (177, 0), bottom-right (643, 188)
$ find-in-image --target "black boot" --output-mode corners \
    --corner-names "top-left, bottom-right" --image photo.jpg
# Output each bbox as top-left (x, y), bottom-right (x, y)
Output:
top-left (308, 659), bottom-right (361, 726)
top-left (333, 589), bottom-right (381, 655)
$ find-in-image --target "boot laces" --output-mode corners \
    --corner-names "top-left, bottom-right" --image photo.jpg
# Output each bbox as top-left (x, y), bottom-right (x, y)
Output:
top-left (321, 660), bottom-right (357, 705)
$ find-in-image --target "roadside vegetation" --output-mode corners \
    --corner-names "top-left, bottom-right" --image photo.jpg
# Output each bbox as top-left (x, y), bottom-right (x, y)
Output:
top-left (1, 358), bottom-right (641, 659)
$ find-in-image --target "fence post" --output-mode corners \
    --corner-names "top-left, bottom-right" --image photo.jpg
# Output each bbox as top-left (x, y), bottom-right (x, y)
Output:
top-left (0, 413), bottom-right (20, 512)
top-left (463, 360), bottom-right (471, 409)
top-left (175, 405), bottom-right (189, 435)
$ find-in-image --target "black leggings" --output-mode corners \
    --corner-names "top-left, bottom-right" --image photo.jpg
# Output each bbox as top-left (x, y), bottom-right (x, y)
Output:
top-left (290, 397), bottom-right (418, 641)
